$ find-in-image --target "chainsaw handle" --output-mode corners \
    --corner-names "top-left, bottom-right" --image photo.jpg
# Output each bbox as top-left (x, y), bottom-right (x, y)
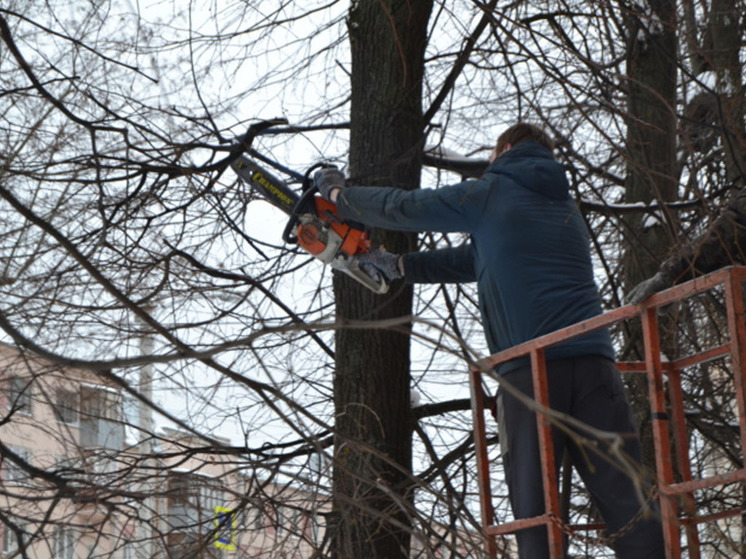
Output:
top-left (282, 162), bottom-right (335, 244)
top-left (282, 186), bottom-right (318, 244)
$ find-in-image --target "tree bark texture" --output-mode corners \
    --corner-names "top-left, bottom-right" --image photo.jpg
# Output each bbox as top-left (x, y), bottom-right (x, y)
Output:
top-left (651, 0), bottom-right (746, 283)
top-left (331, 2), bottom-right (432, 558)
top-left (622, 0), bottom-right (679, 285)
top-left (706, 0), bottom-right (746, 186)
top-left (621, 0), bottom-right (678, 469)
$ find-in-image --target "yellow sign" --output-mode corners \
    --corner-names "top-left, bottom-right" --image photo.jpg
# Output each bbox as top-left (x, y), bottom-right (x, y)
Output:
top-left (214, 506), bottom-right (236, 551)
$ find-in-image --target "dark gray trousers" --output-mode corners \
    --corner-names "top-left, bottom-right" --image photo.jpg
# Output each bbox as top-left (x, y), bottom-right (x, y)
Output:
top-left (498, 355), bottom-right (666, 558)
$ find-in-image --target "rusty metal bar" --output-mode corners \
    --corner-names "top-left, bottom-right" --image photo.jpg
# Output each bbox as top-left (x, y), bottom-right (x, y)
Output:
top-left (469, 367), bottom-right (497, 559)
top-left (480, 267), bottom-right (735, 373)
top-left (470, 266), bottom-right (746, 558)
top-left (616, 361), bottom-right (647, 373)
top-left (486, 513), bottom-right (553, 535)
top-left (668, 365), bottom-right (701, 557)
top-left (723, 268), bottom-right (746, 557)
top-left (724, 271), bottom-right (746, 465)
top-left (681, 506), bottom-right (745, 526)
top-left (530, 348), bottom-right (563, 558)
top-left (617, 344), bottom-right (730, 374)
top-left (641, 305), bottom-right (681, 559)
top-left (480, 304), bottom-right (641, 371)
top-left (668, 344), bottom-right (731, 370)
top-left (643, 267), bottom-right (733, 307)
top-left (660, 467), bottom-right (746, 495)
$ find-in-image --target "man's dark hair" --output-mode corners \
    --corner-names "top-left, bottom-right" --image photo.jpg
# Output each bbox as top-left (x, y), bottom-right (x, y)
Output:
top-left (496, 123), bottom-right (555, 154)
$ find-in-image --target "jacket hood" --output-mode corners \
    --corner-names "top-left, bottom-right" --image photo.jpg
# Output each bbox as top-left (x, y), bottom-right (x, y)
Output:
top-left (486, 141), bottom-right (570, 201)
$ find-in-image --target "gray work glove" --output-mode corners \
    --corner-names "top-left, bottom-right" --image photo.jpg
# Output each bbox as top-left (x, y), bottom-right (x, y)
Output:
top-left (313, 167), bottom-right (346, 201)
top-left (355, 249), bottom-right (403, 283)
top-left (625, 271), bottom-right (670, 305)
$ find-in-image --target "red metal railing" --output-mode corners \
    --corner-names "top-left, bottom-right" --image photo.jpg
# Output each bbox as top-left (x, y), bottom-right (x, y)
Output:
top-left (470, 266), bottom-right (746, 558)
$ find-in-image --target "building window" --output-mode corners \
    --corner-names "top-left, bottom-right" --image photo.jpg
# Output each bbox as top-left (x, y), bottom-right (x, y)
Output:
top-left (7, 377), bottom-right (32, 416)
top-left (2, 521), bottom-right (25, 555)
top-left (200, 484), bottom-right (222, 519)
top-left (253, 506), bottom-right (264, 530)
top-left (167, 474), bottom-right (225, 533)
top-left (4, 446), bottom-right (32, 485)
top-left (310, 510), bottom-right (323, 544)
top-left (274, 506), bottom-right (288, 537)
top-left (79, 386), bottom-right (124, 449)
top-left (167, 473), bottom-right (227, 558)
top-left (54, 389), bottom-right (79, 425)
top-left (53, 527), bottom-right (76, 559)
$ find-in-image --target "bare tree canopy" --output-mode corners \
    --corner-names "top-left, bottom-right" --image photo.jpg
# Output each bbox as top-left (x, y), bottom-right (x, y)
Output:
top-left (0, 0), bottom-right (745, 557)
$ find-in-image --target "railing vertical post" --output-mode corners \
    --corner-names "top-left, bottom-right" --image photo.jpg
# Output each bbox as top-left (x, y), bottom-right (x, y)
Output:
top-left (640, 305), bottom-right (681, 558)
top-left (724, 268), bottom-right (746, 555)
top-left (668, 365), bottom-right (701, 557)
top-left (469, 368), bottom-right (497, 559)
top-left (530, 348), bottom-right (563, 558)
top-left (724, 269), bottom-right (746, 466)
top-left (469, 267), bottom-right (746, 559)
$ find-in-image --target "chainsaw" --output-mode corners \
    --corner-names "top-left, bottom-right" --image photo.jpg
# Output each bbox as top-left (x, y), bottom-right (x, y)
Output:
top-left (230, 150), bottom-right (389, 294)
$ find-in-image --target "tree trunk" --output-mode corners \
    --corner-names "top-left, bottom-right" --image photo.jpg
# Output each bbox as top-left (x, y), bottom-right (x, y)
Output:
top-left (682, 0), bottom-right (745, 188)
top-left (330, 2), bottom-right (432, 558)
top-left (706, 0), bottom-right (745, 187)
top-left (621, 0), bottom-right (678, 469)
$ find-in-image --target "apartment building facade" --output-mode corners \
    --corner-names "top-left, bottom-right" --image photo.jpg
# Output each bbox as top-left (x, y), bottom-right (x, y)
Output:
top-left (0, 343), bottom-right (486, 558)
top-left (0, 343), bottom-right (328, 558)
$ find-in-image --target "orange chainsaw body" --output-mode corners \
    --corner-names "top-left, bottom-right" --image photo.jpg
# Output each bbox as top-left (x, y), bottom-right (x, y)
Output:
top-left (296, 197), bottom-right (372, 260)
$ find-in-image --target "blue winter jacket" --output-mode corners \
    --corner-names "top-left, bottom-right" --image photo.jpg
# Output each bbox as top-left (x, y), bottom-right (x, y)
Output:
top-left (336, 141), bottom-right (615, 374)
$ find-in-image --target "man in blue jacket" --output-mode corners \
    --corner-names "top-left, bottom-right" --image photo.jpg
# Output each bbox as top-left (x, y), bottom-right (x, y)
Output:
top-left (315, 123), bottom-right (665, 558)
